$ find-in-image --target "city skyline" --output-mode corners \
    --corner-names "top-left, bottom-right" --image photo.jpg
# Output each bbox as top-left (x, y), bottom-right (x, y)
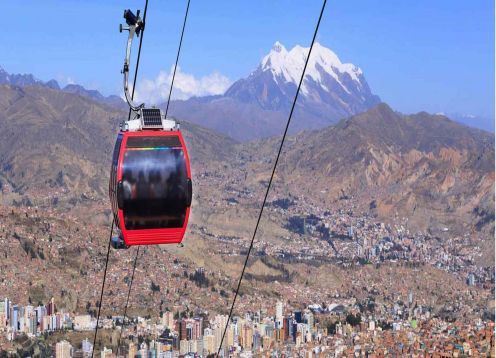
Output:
top-left (2, 295), bottom-right (493, 357)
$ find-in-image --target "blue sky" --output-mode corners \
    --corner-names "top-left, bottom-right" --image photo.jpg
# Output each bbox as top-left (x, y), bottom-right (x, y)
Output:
top-left (4, 0), bottom-right (494, 129)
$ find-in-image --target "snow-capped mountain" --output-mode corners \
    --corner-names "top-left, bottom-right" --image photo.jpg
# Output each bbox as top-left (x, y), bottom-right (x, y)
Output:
top-left (170, 42), bottom-right (380, 140)
top-left (225, 42), bottom-right (380, 117)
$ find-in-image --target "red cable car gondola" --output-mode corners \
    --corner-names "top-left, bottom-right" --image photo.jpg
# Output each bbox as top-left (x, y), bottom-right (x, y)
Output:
top-left (109, 10), bottom-right (192, 248)
top-left (109, 120), bottom-right (192, 247)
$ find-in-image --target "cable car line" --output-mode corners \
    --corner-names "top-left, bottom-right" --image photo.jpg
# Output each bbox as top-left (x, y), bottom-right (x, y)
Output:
top-left (165, 0), bottom-right (191, 119)
top-left (127, 0), bottom-right (149, 121)
top-left (216, 0), bottom-right (328, 355)
top-left (91, 1), bottom-right (150, 356)
top-left (116, 246), bottom-right (140, 354)
top-left (115, 0), bottom-right (149, 339)
top-left (114, 0), bottom-right (192, 354)
top-left (111, 0), bottom-right (192, 247)
top-left (91, 219), bottom-right (114, 358)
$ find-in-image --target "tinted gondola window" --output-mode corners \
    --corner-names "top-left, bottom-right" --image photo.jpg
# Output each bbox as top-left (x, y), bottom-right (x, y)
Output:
top-left (121, 136), bottom-right (188, 230)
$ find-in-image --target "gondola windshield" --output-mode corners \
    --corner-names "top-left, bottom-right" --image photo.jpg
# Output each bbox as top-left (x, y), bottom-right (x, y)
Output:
top-left (121, 136), bottom-right (188, 230)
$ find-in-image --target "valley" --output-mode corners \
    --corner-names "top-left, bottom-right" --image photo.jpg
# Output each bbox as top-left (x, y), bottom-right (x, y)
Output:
top-left (0, 59), bottom-right (493, 356)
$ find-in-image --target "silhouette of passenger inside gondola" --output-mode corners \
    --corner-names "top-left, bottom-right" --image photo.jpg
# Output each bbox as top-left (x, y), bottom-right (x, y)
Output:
top-left (122, 168), bottom-right (137, 229)
top-left (122, 169), bottom-right (134, 200)
top-left (135, 170), bottom-right (149, 224)
top-left (149, 169), bottom-right (164, 227)
top-left (149, 169), bottom-right (163, 199)
top-left (136, 170), bottom-right (148, 198)
top-left (121, 147), bottom-right (189, 230)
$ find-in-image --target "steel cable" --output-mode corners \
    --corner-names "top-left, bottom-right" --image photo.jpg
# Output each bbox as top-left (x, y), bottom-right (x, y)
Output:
top-left (216, 1), bottom-right (328, 355)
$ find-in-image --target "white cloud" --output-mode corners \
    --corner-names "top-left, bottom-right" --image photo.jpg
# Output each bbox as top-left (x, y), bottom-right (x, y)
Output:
top-left (134, 66), bottom-right (231, 105)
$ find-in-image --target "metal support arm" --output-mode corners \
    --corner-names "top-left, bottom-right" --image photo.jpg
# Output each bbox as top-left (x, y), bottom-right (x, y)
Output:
top-left (120, 10), bottom-right (145, 112)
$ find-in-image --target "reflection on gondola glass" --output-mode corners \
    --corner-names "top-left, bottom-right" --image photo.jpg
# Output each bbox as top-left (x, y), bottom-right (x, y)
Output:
top-left (121, 137), bottom-right (188, 230)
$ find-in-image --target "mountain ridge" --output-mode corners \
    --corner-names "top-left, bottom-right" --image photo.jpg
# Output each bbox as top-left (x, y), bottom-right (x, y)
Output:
top-left (0, 66), bottom-right (125, 108)
top-left (0, 84), bottom-right (235, 199)
top-left (0, 83), bottom-right (493, 240)
top-left (252, 103), bottom-right (494, 235)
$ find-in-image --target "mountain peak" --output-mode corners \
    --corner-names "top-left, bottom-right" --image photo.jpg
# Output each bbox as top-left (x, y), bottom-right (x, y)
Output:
top-left (259, 42), bottom-right (366, 96)
top-left (0, 66), bottom-right (59, 90)
top-left (183, 42), bottom-right (381, 140)
top-left (271, 41), bottom-right (287, 53)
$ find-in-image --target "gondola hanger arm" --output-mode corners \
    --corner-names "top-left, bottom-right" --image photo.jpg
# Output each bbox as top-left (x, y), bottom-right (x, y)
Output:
top-left (120, 9), bottom-right (145, 112)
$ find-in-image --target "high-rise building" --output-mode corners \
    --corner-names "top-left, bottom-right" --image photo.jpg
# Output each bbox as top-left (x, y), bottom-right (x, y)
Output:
top-left (36, 305), bottom-right (46, 325)
top-left (47, 297), bottom-right (56, 316)
top-left (275, 301), bottom-right (283, 321)
top-left (0, 301), bottom-right (5, 327)
top-left (195, 339), bottom-right (203, 355)
top-left (203, 334), bottom-right (215, 355)
top-left (82, 339), bottom-right (93, 356)
top-left (188, 339), bottom-right (198, 354)
top-left (369, 320), bottom-right (376, 331)
top-left (56, 340), bottom-right (73, 358)
top-left (28, 312), bottom-right (37, 336)
top-left (283, 317), bottom-right (292, 341)
top-left (192, 317), bottom-right (203, 340)
top-left (42, 315), bottom-right (50, 331)
top-left (253, 332), bottom-right (262, 351)
top-left (3, 298), bottom-right (10, 320)
top-left (254, 310), bottom-right (261, 324)
top-left (179, 339), bottom-right (189, 355)
top-left (11, 305), bottom-right (19, 332)
top-left (161, 311), bottom-right (174, 330)
top-left (264, 323), bottom-right (275, 339)
top-left (304, 311), bottom-right (314, 330)
top-left (178, 319), bottom-right (188, 341)
top-left (226, 323), bottom-right (235, 347)
top-left (275, 301), bottom-right (283, 332)
top-left (241, 324), bottom-right (253, 349)
top-left (100, 346), bottom-right (112, 358)
top-left (262, 335), bottom-right (272, 350)
top-left (213, 315), bottom-right (228, 349)
top-left (294, 311), bottom-right (302, 324)
top-left (138, 342), bottom-right (147, 357)
top-left (127, 342), bottom-right (137, 358)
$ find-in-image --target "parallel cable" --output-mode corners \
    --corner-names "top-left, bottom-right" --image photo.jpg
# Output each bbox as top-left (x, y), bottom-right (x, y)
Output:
top-left (164, 0), bottom-right (191, 118)
top-left (114, 0), bottom-right (150, 354)
top-left (127, 0), bottom-right (150, 121)
top-left (216, 1), bottom-right (328, 355)
top-left (91, 219), bottom-right (114, 358)
top-left (116, 246), bottom-right (141, 354)
top-left (115, 0), bottom-right (190, 353)
top-left (91, 1), bottom-right (149, 355)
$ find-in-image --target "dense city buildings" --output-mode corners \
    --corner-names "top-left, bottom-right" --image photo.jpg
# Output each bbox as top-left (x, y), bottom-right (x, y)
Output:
top-left (0, 297), bottom-right (74, 340)
top-left (1, 296), bottom-right (494, 357)
top-left (0, 148), bottom-right (493, 357)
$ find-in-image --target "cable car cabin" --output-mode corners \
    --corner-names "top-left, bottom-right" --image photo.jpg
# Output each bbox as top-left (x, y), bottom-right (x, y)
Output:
top-left (109, 110), bottom-right (192, 247)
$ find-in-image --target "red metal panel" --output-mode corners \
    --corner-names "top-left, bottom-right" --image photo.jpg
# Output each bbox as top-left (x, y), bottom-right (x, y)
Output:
top-left (115, 129), bottom-right (192, 246)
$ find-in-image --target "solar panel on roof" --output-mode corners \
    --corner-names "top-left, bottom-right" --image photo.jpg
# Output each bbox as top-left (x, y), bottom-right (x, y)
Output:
top-left (142, 108), bottom-right (162, 127)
